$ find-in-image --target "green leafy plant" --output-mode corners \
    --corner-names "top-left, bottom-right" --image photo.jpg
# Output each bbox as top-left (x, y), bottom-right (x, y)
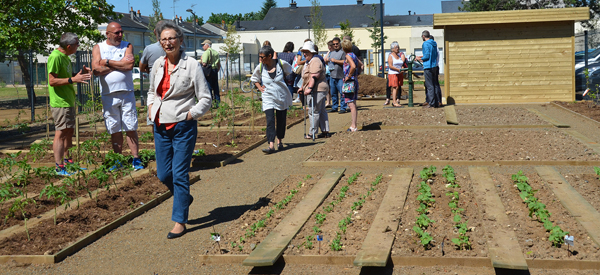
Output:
top-left (413, 226), bottom-right (433, 248)
top-left (139, 132), bottom-right (154, 143)
top-left (39, 183), bottom-right (70, 225)
top-left (330, 233), bottom-right (343, 251)
top-left (420, 165), bottom-right (436, 180)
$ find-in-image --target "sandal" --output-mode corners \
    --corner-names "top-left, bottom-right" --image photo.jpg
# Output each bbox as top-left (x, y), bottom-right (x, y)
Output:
top-left (317, 132), bottom-right (330, 138)
top-left (346, 127), bottom-right (357, 132)
top-left (392, 103), bottom-right (403, 108)
top-left (304, 135), bottom-right (314, 139)
top-left (383, 99), bottom-right (390, 106)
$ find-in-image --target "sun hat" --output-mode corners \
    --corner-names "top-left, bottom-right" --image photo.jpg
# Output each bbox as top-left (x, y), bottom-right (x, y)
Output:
top-left (201, 39), bottom-right (212, 45)
top-left (300, 41), bottom-right (317, 54)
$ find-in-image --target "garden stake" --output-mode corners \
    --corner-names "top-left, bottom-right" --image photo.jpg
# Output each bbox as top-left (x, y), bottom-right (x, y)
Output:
top-left (212, 225), bottom-right (222, 254)
top-left (75, 117), bottom-right (80, 162)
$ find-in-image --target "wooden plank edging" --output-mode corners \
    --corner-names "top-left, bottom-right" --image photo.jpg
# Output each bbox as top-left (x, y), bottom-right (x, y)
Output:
top-left (468, 167), bottom-right (529, 270)
top-left (444, 105), bottom-right (459, 125)
top-left (535, 166), bottom-right (600, 247)
top-left (303, 160), bottom-right (600, 167)
top-left (550, 101), bottom-right (600, 127)
top-left (354, 168), bottom-right (414, 267)
top-left (527, 108), bottom-right (570, 128)
top-left (242, 168), bottom-right (346, 267)
top-left (359, 124), bottom-right (555, 130)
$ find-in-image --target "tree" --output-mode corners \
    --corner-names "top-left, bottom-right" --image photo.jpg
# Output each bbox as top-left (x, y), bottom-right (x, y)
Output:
top-left (0, 0), bottom-right (118, 105)
top-left (221, 23), bottom-right (242, 59)
top-left (336, 20), bottom-right (360, 45)
top-left (184, 15), bottom-right (204, 25)
top-left (460, 0), bottom-right (599, 29)
top-left (366, 4), bottom-right (387, 50)
top-left (259, 0), bottom-right (277, 20)
top-left (147, 0), bottom-right (162, 43)
top-left (310, 0), bottom-right (327, 49)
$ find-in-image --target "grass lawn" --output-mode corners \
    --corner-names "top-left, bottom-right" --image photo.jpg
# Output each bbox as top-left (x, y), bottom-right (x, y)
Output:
top-left (0, 86), bottom-right (49, 100)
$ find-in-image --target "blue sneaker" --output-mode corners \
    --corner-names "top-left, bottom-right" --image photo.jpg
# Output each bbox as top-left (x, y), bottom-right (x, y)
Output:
top-left (132, 158), bottom-right (144, 171)
top-left (109, 160), bottom-right (123, 171)
top-left (55, 166), bottom-right (73, 177)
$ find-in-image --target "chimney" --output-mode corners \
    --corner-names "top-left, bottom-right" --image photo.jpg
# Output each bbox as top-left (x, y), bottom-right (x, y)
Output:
top-left (357, 0), bottom-right (363, 5)
top-left (130, 7), bottom-right (135, 20)
top-left (290, 0), bottom-right (297, 9)
top-left (160, 13), bottom-right (163, 20)
top-left (408, 10), bottom-right (411, 15)
top-left (236, 20), bottom-right (241, 29)
top-left (175, 15), bottom-right (178, 24)
top-left (137, 10), bottom-right (141, 17)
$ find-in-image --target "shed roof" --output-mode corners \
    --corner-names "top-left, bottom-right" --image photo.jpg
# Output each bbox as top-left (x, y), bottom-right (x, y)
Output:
top-left (434, 7), bottom-right (589, 29)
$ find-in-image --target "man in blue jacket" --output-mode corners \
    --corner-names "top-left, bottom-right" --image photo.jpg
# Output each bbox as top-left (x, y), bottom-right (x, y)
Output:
top-left (416, 30), bottom-right (442, 108)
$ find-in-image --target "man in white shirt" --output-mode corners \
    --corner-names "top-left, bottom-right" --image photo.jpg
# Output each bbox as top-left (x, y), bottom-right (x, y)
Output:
top-left (92, 22), bottom-right (143, 170)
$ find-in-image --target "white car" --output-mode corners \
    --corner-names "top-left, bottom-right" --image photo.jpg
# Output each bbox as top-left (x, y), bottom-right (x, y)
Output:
top-left (132, 67), bottom-right (149, 80)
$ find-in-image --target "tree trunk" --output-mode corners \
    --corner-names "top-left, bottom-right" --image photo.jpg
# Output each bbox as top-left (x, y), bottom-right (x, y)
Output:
top-left (17, 52), bottom-right (36, 105)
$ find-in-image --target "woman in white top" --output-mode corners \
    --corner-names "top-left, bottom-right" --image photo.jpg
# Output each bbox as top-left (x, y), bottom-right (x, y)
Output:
top-left (386, 41), bottom-right (406, 107)
top-left (250, 45), bottom-right (293, 154)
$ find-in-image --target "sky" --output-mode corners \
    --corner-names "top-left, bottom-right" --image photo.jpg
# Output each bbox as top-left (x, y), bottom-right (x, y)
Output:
top-left (107, 0), bottom-right (444, 22)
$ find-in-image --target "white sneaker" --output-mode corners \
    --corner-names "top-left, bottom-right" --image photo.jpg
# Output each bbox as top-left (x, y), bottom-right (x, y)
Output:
top-left (293, 98), bottom-right (301, 103)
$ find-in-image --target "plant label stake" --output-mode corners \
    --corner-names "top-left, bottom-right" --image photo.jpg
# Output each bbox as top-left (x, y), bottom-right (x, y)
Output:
top-left (564, 235), bottom-right (574, 257)
top-left (316, 234), bottom-right (323, 254)
top-left (211, 225), bottom-right (222, 254)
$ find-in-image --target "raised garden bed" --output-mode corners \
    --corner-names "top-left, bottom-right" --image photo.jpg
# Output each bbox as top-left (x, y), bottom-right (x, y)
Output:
top-left (454, 106), bottom-right (547, 126)
top-left (308, 129), bottom-right (598, 162)
top-left (553, 101), bottom-right (600, 124)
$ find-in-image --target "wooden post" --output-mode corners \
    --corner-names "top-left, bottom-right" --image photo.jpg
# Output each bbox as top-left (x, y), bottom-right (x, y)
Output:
top-left (45, 63), bottom-right (50, 139)
top-left (75, 117), bottom-right (79, 162)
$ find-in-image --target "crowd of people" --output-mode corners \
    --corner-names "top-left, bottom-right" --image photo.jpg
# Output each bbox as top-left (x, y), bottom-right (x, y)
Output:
top-left (47, 21), bottom-right (441, 239)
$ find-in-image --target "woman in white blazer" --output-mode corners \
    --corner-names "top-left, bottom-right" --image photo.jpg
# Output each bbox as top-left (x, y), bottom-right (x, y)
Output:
top-left (147, 21), bottom-right (212, 239)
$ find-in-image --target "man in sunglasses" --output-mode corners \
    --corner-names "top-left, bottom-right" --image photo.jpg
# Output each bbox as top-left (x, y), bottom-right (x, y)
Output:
top-left (324, 37), bottom-right (348, 114)
top-left (92, 22), bottom-right (143, 170)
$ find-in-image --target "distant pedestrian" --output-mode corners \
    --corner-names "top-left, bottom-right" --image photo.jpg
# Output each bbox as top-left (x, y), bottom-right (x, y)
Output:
top-left (386, 41), bottom-right (406, 107)
top-left (416, 30), bottom-right (442, 108)
top-left (48, 33), bottom-right (91, 176)
top-left (341, 39), bottom-right (360, 132)
top-left (263, 40), bottom-right (278, 59)
top-left (140, 20), bottom-right (167, 129)
top-left (298, 41), bottom-right (330, 139)
top-left (147, 21), bottom-right (212, 239)
top-left (250, 45), bottom-right (293, 154)
top-left (344, 35), bottom-right (363, 74)
top-left (92, 22), bottom-right (143, 170)
top-left (278, 42), bottom-right (297, 97)
top-left (327, 37), bottom-right (347, 114)
top-left (323, 40), bottom-right (334, 107)
top-left (201, 39), bottom-right (221, 108)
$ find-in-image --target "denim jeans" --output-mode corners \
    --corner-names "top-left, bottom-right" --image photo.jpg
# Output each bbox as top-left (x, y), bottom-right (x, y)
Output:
top-left (206, 68), bottom-right (220, 104)
top-left (154, 119), bottom-right (197, 224)
top-left (424, 67), bottom-right (442, 107)
top-left (330, 77), bottom-right (347, 111)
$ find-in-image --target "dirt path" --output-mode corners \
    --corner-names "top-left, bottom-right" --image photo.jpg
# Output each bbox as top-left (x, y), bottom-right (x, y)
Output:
top-left (4, 99), bottom-right (600, 274)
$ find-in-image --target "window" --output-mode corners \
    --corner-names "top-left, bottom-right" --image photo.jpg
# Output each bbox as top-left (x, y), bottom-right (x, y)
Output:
top-left (294, 26), bottom-right (301, 29)
top-left (268, 27), bottom-right (275, 30)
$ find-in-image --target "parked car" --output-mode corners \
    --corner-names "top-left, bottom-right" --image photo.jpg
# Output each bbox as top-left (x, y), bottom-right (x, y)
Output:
top-left (575, 48), bottom-right (600, 70)
top-left (575, 61), bottom-right (600, 92)
top-left (132, 67), bottom-right (149, 80)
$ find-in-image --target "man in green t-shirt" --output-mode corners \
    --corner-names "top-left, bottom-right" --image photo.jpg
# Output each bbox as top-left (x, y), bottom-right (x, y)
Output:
top-left (48, 32), bottom-right (91, 176)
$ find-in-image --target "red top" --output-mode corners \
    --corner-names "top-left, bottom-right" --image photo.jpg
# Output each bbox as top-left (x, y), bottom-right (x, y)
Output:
top-left (156, 59), bottom-right (176, 130)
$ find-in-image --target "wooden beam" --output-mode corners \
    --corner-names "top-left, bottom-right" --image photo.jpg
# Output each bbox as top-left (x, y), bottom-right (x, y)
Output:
top-left (434, 7), bottom-right (589, 27)
top-left (468, 167), bottom-right (529, 270)
top-left (242, 168), bottom-right (346, 266)
top-left (562, 129), bottom-right (600, 155)
top-left (303, 160), bottom-right (600, 167)
top-left (354, 168), bottom-right (413, 267)
top-left (527, 109), bottom-right (570, 128)
top-left (535, 166), bottom-right (600, 247)
top-left (444, 105), bottom-right (459, 125)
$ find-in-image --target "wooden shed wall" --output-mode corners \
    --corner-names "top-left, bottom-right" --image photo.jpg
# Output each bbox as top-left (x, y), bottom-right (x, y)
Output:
top-left (446, 22), bottom-right (574, 103)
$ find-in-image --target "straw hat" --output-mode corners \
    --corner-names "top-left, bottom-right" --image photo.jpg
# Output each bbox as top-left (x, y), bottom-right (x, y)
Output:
top-left (300, 41), bottom-right (317, 54)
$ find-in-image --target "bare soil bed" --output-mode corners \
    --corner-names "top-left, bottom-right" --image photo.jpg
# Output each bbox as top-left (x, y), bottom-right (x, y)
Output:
top-left (455, 106), bottom-right (548, 125)
top-left (553, 101), bottom-right (600, 122)
top-left (309, 129), bottom-right (598, 162)
top-left (360, 108), bottom-right (446, 127)
top-left (215, 174), bottom-right (321, 254)
top-left (0, 172), bottom-right (169, 255)
top-left (285, 173), bottom-right (390, 255)
top-left (561, 173), bottom-right (600, 214)
top-left (392, 170), bottom-right (487, 258)
top-left (490, 171), bottom-right (600, 260)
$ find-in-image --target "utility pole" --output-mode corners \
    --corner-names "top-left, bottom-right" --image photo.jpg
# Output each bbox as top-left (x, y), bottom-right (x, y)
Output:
top-left (380, 0), bottom-right (384, 77)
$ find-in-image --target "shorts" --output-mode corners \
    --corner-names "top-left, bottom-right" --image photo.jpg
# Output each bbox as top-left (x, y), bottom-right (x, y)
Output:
top-left (342, 92), bottom-right (358, 104)
top-left (101, 91), bottom-right (139, 134)
top-left (51, 107), bottom-right (75, 131)
top-left (388, 73), bottom-right (404, 88)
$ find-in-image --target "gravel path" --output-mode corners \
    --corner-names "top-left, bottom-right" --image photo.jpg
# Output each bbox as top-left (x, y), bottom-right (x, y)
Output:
top-left (4, 100), bottom-right (600, 274)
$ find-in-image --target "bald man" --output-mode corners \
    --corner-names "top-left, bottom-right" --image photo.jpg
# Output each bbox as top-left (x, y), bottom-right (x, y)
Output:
top-left (92, 22), bottom-right (143, 170)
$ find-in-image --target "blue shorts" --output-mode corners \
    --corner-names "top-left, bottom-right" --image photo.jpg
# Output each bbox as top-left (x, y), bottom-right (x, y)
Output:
top-left (343, 92), bottom-right (358, 103)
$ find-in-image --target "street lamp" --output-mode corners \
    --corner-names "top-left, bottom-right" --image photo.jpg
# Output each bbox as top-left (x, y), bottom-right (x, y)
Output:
top-left (186, 8), bottom-right (197, 59)
top-left (304, 15), bottom-right (311, 40)
top-left (380, 0), bottom-right (384, 78)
